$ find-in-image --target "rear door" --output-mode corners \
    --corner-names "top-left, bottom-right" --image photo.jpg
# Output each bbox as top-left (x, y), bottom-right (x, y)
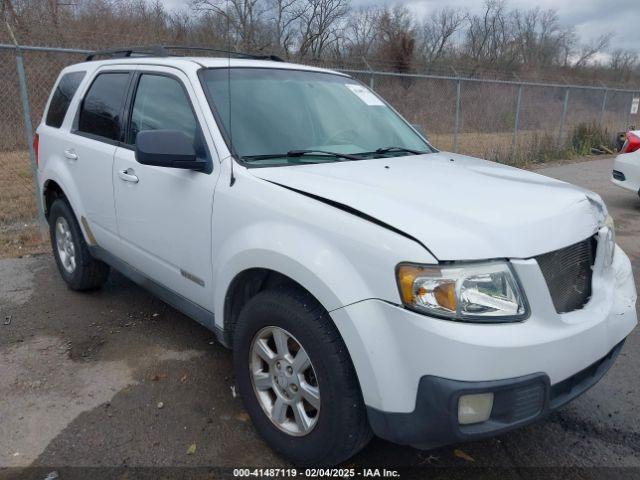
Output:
top-left (112, 67), bottom-right (218, 310)
top-left (38, 69), bottom-right (86, 204)
top-left (68, 69), bottom-right (132, 252)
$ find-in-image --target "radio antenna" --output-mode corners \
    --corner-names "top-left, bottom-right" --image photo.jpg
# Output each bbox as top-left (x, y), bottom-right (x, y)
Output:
top-left (227, 0), bottom-right (236, 186)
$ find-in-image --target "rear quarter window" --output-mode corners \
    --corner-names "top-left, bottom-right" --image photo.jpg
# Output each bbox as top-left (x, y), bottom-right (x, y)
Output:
top-left (45, 71), bottom-right (86, 128)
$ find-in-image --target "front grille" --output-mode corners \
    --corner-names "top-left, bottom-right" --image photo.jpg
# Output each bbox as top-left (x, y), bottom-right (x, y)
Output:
top-left (535, 237), bottom-right (597, 313)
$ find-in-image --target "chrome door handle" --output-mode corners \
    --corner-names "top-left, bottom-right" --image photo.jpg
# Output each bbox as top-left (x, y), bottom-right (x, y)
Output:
top-left (118, 168), bottom-right (139, 184)
top-left (64, 149), bottom-right (78, 161)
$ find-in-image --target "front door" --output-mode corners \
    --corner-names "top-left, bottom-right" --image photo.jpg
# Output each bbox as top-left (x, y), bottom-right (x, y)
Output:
top-left (113, 68), bottom-right (219, 310)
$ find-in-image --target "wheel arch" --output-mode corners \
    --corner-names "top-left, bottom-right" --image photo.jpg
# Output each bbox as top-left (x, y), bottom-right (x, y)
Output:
top-left (41, 176), bottom-right (93, 245)
top-left (222, 267), bottom-right (331, 348)
top-left (43, 179), bottom-right (66, 219)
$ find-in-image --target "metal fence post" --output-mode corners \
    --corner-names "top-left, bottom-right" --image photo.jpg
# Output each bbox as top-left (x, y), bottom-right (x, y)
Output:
top-left (15, 47), bottom-right (46, 227)
top-left (453, 79), bottom-right (462, 153)
top-left (512, 84), bottom-right (523, 155)
top-left (363, 57), bottom-right (374, 90)
top-left (558, 87), bottom-right (570, 148)
top-left (599, 88), bottom-right (608, 126)
top-left (626, 92), bottom-right (636, 130)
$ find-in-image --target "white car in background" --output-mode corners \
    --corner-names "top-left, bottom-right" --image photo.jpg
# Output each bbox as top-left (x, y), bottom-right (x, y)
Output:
top-left (35, 46), bottom-right (637, 466)
top-left (612, 130), bottom-right (640, 194)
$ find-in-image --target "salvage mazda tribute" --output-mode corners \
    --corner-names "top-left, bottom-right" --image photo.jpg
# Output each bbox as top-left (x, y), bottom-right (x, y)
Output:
top-left (36, 46), bottom-right (637, 466)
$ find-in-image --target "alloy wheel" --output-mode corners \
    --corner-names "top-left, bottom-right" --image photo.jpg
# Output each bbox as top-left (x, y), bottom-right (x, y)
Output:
top-left (55, 216), bottom-right (76, 274)
top-left (249, 326), bottom-right (321, 436)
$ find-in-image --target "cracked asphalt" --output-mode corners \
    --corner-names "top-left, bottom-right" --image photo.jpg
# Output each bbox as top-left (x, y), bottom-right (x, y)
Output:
top-left (1, 156), bottom-right (639, 476)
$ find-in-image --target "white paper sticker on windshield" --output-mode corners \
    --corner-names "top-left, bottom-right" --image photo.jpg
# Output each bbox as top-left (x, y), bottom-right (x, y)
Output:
top-left (345, 84), bottom-right (385, 106)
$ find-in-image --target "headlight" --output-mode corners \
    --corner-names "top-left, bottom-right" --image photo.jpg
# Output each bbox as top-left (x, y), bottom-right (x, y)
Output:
top-left (603, 214), bottom-right (615, 266)
top-left (396, 261), bottom-right (529, 322)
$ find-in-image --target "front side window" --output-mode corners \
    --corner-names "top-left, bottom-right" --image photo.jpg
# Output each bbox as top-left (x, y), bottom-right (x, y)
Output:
top-left (200, 68), bottom-right (431, 166)
top-left (129, 74), bottom-right (204, 156)
top-left (78, 72), bottom-right (130, 141)
top-left (46, 71), bottom-right (85, 128)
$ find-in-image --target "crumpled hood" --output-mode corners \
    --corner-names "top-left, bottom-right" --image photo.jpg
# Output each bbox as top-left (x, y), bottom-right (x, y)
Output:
top-left (249, 153), bottom-right (607, 260)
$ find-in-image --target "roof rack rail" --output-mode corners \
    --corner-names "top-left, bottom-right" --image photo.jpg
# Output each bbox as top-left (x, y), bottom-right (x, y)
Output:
top-left (85, 44), bottom-right (284, 62)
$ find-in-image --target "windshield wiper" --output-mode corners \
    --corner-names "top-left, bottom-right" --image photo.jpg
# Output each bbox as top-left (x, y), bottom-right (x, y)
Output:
top-left (286, 150), bottom-right (361, 160)
top-left (242, 150), bottom-right (361, 163)
top-left (374, 146), bottom-right (428, 155)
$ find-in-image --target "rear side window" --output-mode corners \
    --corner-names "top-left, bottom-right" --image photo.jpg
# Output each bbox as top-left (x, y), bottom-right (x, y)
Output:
top-left (46, 71), bottom-right (85, 128)
top-left (78, 72), bottom-right (130, 141)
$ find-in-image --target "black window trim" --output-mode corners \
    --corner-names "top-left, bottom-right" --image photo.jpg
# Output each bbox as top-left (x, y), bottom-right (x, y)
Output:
top-left (45, 70), bottom-right (87, 129)
top-left (121, 71), bottom-right (212, 174)
top-left (70, 68), bottom-right (213, 175)
top-left (71, 69), bottom-right (134, 147)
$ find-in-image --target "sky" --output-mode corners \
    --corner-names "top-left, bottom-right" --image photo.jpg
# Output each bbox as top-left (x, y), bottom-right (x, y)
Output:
top-left (162, 0), bottom-right (640, 53)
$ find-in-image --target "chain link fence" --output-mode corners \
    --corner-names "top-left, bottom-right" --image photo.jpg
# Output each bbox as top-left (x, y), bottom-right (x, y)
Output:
top-left (1, 45), bottom-right (89, 257)
top-left (1, 43), bottom-right (639, 258)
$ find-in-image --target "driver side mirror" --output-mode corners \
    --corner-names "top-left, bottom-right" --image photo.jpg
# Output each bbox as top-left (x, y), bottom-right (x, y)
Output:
top-left (135, 130), bottom-right (207, 171)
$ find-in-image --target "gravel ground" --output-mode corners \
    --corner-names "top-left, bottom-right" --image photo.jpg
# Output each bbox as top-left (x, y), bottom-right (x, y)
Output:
top-left (0, 156), bottom-right (639, 478)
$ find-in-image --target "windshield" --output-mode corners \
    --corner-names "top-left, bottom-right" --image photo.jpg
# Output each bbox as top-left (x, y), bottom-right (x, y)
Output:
top-left (200, 68), bottom-right (433, 166)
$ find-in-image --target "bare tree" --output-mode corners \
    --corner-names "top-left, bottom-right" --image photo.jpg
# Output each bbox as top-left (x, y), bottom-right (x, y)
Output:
top-left (609, 49), bottom-right (638, 80)
top-left (193, 0), bottom-right (269, 51)
top-left (573, 33), bottom-right (612, 67)
top-left (187, 9), bottom-right (232, 47)
top-left (510, 8), bottom-right (574, 66)
top-left (297, 0), bottom-right (349, 60)
top-left (168, 10), bottom-right (193, 43)
top-left (419, 7), bottom-right (465, 63)
top-left (1, 0), bottom-right (23, 34)
top-left (345, 6), bottom-right (381, 58)
top-left (464, 0), bottom-right (516, 70)
top-left (269, 0), bottom-right (306, 57)
top-left (2, 0), bottom-right (635, 90)
top-left (610, 49), bottom-right (638, 70)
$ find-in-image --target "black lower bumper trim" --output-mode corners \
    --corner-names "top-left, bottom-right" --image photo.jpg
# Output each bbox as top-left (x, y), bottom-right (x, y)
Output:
top-left (367, 340), bottom-right (625, 449)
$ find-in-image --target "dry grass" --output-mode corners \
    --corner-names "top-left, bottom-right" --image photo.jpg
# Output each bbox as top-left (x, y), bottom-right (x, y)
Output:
top-left (0, 223), bottom-right (48, 258)
top-left (0, 151), bottom-right (37, 223)
top-left (430, 131), bottom-right (517, 157)
top-left (0, 151), bottom-right (47, 258)
top-left (430, 130), bottom-right (563, 165)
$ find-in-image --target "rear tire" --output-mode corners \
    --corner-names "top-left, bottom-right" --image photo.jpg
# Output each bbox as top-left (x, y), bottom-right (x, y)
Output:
top-left (233, 288), bottom-right (372, 466)
top-left (49, 198), bottom-right (110, 291)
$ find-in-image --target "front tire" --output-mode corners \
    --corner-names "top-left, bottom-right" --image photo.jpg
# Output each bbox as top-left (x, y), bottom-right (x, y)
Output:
top-left (233, 288), bottom-right (372, 466)
top-left (49, 198), bottom-right (110, 290)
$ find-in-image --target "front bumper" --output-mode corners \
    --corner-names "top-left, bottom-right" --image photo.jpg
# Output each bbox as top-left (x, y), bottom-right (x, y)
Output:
top-left (367, 340), bottom-right (624, 448)
top-left (612, 153), bottom-right (640, 193)
top-left (329, 243), bottom-right (636, 446)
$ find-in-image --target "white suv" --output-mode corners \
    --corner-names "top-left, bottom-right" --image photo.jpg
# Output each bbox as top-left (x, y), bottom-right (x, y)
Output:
top-left (36, 47), bottom-right (636, 466)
